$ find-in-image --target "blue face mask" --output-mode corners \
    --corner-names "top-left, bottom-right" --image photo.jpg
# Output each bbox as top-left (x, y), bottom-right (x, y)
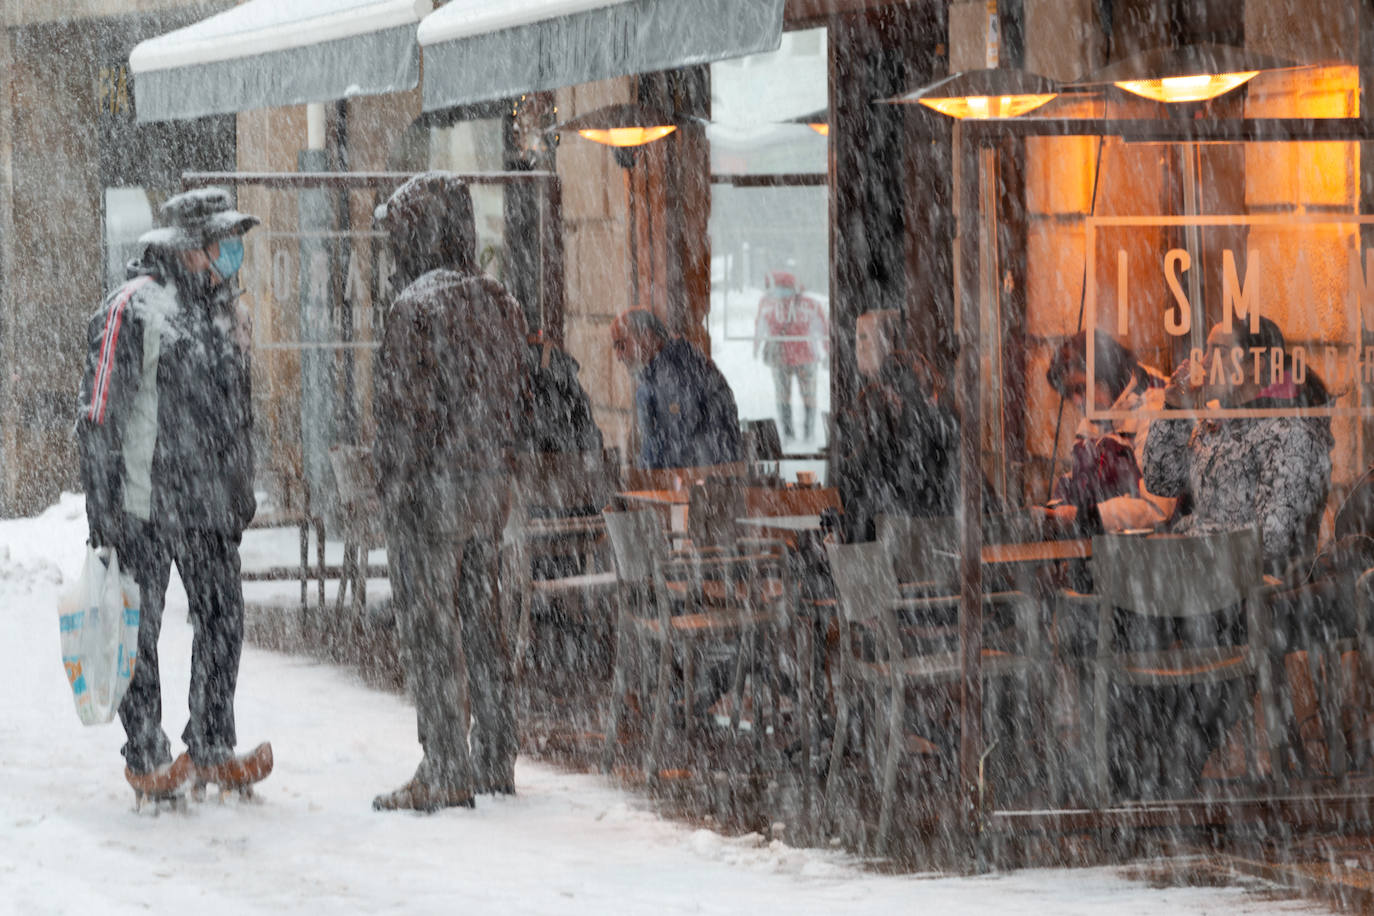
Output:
top-left (210, 236), bottom-right (244, 281)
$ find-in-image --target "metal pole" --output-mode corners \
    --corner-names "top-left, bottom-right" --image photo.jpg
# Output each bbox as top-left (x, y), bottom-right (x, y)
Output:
top-left (954, 120), bottom-right (986, 862)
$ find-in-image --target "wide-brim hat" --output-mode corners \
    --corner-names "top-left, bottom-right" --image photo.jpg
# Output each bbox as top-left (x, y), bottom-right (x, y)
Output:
top-left (138, 187), bottom-right (259, 251)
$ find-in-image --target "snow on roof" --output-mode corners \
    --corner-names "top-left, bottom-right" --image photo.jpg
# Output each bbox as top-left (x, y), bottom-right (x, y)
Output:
top-left (417, 0), bottom-right (632, 46)
top-left (130, 0), bottom-right (432, 74)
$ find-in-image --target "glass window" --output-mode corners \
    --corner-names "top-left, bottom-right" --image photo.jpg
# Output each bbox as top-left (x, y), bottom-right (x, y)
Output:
top-left (103, 186), bottom-right (154, 293)
top-left (427, 118), bottom-right (506, 278)
top-left (709, 27), bottom-right (829, 467)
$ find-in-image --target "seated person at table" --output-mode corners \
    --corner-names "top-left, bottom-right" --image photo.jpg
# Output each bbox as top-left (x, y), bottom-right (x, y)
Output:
top-left (1144, 315), bottom-right (1333, 574)
top-left (835, 309), bottom-right (955, 542)
top-left (1043, 330), bottom-right (1176, 534)
top-left (610, 308), bottom-right (742, 470)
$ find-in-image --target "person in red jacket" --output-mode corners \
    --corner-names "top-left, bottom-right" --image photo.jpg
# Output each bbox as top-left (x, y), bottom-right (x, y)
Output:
top-left (753, 270), bottom-right (828, 442)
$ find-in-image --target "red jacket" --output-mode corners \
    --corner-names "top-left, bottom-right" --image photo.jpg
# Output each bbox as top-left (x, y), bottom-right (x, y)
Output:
top-left (754, 292), bottom-right (828, 367)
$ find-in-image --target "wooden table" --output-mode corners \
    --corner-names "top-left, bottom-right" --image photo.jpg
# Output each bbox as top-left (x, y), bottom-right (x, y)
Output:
top-left (617, 489), bottom-right (690, 533)
top-left (617, 488), bottom-right (690, 507)
top-left (741, 516), bottom-right (1093, 565)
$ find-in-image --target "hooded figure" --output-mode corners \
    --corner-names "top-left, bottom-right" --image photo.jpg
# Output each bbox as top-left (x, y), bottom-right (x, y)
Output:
top-left (76, 186), bottom-right (268, 800)
top-left (372, 171), bottom-right (528, 812)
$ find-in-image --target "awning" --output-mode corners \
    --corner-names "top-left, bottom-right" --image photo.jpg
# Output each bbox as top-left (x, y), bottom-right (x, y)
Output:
top-left (130, 0), bottom-right (432, 123)
top-left (418, 0), bottom-right (785, 112)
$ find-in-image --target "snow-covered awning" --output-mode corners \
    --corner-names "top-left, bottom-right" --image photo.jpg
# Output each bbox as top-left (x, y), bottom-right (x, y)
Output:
top-left (130, 0), bottom-right (432, 123)
top-left (418, 0), bottom-right (785, 112)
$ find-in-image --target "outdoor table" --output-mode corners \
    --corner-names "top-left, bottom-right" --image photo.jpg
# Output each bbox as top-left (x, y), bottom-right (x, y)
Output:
top-left (616, 488), bottom-right (689, 533)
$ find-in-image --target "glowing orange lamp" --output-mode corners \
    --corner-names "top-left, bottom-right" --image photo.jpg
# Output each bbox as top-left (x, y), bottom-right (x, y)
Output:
top-left (1085, 43), bottom-right (1293, 104)
top-left (559, 103), bottom-right (682, 166)
top-left (883, 69), bottom-right (1059, 119)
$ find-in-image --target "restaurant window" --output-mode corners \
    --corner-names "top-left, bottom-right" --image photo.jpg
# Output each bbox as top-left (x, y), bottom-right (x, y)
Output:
top-left (425, 117), bottom-right (507, 278)
top-left (709, 27), bottom-right (829, 467)
top-left (1022, 63), bottom-right (1371, 535)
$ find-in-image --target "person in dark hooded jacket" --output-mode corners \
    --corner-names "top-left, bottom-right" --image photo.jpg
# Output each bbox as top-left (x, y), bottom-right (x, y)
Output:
top-left (835, 309), bottom-right (956, 543)
top-left (610, 308), bottom-right (741, 470)
top-left (76, 187), bottom-right (264, 800)
top-left (371, 172), bottom-right (528, 812)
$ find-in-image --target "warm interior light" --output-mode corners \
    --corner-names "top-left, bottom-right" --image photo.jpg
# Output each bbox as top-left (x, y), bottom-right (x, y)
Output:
top-left (576, 125), bottom-right (676, 148)
top-left (917, 93), bottom-right (1057, 119)
top-left (1114, 70), bottom-right (1259, 103)
top-left (807, 122), bottom-right (829, 136)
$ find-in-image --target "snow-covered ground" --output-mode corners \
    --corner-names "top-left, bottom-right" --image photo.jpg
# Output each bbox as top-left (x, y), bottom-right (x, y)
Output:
top-left (0, 494), bottom-right (1320, 915)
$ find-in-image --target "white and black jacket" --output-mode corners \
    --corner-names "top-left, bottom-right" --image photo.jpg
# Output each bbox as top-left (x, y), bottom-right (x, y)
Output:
top-left (76, 258), bottom-right (255, 543)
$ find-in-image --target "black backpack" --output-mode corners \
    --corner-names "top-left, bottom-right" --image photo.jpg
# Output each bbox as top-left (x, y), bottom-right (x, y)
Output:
top-left (522, 338), bottom-right (603, 455)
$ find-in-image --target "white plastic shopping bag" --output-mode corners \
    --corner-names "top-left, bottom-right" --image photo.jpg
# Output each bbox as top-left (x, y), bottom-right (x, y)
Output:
top-left (57, 546), bottom-right (141, 725)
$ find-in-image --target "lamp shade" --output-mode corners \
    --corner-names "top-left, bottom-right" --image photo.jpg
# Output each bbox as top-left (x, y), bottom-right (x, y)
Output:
top-left (883, 69), bottom-right (1059, 119)
top-left (788, 107), bottom-right (829, 136)
top-left (557, 103), bottom-right (680, 148)
top-left (1080, 43), bottom-right (1294, 103)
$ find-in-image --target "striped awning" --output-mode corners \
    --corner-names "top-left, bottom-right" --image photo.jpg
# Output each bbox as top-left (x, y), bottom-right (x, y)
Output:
top-left (418, 0), bottom-right (785, 111)
top-left (130, 0), bottom-right (431, 123)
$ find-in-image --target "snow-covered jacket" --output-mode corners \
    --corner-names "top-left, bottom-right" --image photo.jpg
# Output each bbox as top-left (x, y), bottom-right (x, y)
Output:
top-left (374, 271), bottom-right (528, 518)
top-left (1143, 410), bottom-right (1333, 568)
top-left (636, 337), bottom-right (741, 469)
top-left (77, 260), bottom-right (255, 541)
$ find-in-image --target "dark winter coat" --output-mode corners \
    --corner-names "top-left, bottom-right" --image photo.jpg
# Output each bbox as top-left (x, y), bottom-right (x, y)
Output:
top-left (1143, 410), bottom-right (1333, 569)
top-left (374, 270), bottom-right (529, 523)
top-left (835, 353), bottom-right (956, 543)
top-left (635, 337), bottom-right (742, 470)
top-left (77, 257), bottom-right (256, 543)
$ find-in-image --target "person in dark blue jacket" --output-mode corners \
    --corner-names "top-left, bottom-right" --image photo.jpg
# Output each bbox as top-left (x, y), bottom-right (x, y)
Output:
top-left (610, 308), bottom-right (741, 470)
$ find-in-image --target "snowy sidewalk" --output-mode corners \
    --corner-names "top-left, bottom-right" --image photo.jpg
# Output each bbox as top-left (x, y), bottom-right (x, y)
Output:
top-left (0, 495), bottom-right (1318, 915)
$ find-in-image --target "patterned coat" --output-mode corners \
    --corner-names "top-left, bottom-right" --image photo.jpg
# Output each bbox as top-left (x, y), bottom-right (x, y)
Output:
top-left (1142, 412), bottom-right (1333, 567)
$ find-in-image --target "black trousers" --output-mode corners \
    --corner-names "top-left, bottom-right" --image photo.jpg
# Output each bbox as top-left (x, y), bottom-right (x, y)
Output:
top-left (386, 479), bottom-right (517, 793)
top-left (117, 520), bottom-right (244, 773)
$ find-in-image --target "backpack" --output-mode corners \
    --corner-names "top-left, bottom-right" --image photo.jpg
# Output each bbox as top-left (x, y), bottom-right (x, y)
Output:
top-left (522, 337), bottom-right (603, 455)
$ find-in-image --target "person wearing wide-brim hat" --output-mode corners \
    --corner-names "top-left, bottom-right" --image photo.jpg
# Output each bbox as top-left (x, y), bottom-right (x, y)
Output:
top-left (76, 186), bottom-right (273, 804)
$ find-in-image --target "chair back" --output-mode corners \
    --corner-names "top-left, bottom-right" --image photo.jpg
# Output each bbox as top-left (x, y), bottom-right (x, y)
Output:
top-left (742, 419), bottom-right (783, 462)
top-left (687, 477), bottom-right (745, 549)
top-left (603, 508), bottom-right (669, 584)
top-left (825, 537), bottom-right (901, 624)
top-left (876, 514), bottom-right (958, 590)
top-left (1092, 527), bottom-right (1260, 617)
top-left (328, 445), bottom-right (385, 542)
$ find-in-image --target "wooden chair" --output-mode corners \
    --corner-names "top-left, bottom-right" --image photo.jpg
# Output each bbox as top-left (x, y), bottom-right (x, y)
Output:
top-left (504, 450), bottom-right (620, 677)
top-left (823, 536), bottom-right (1048, 855)
top-left (741, 418), bottom-right (783, 477)
top-left (326, 445), bottom-right (387, 619)
top-left (601, 508), bottom-right (790, 779)
top-left (1085, 527), bottom-right (1283, 802)
top-left (876, 514), bottom-right (959, 596)
top-left (243, 449), bottom-right (326, 614)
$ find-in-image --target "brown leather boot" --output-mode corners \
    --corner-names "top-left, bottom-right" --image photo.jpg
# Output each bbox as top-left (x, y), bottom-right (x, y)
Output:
top-left (125, 752), bottom-right (195, 800)
top-left (195, 742), bottom-right (274, 790)
top-left (372, 779), bottom-right (475, 813)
